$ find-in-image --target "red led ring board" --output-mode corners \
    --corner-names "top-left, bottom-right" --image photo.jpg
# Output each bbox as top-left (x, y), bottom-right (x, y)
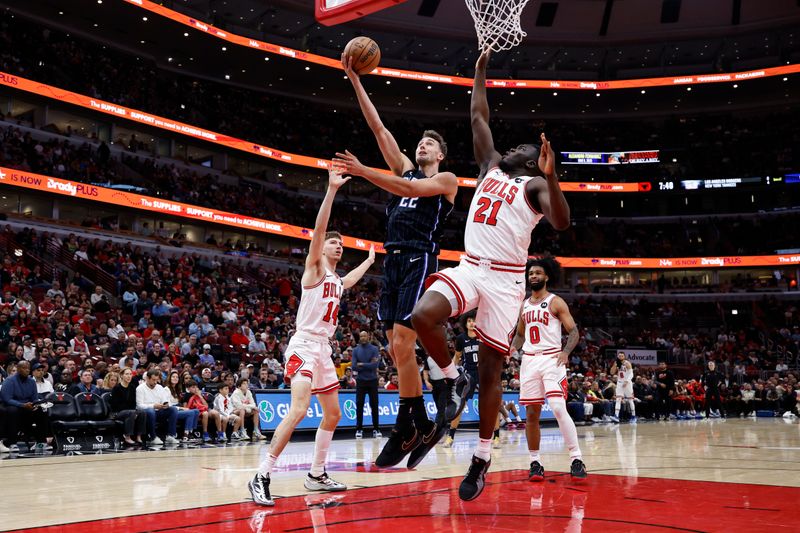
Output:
top-left (315, 0), bottom-right (408, 26)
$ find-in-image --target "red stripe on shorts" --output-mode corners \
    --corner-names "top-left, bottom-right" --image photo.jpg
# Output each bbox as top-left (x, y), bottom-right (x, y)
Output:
top-left (427, 272), bottom-right (465, 315)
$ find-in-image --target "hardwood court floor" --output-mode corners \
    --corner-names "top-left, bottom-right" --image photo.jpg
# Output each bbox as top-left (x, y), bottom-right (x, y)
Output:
top-left (3, 418), bottom-right (799, 532)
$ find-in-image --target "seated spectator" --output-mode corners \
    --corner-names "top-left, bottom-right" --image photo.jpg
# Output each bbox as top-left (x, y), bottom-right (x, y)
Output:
top-left (101, 371), bottom-right (120, 393)
top-left (0, 361), bottom-right (50, 453)
top-left (385, 373), bottom-right (399, 391)
top-left (135, 368), bottom-right (179, 445)
top-left (110, 367), bottom-right (146, 446)
top-left (339, 367), bottom-right (356, 390)
top-left (230, 378), bottom-right (265, 440)
top-left (212, 383), bottom-right (244, 442)
top-left (250, 366), bottom-right (271, 390)
top-left (198, 344), bottom-right (215, 367)
top-left (32, 362), bottom-right (54, 397)
top-left (69, 368), bottom-right (100, 396)
top-left (185, 381), bottom-right (223, 443)
top-left (198, 367), bottom-right (219, 393)
top-left (165, 370), bottom-right (199, 442)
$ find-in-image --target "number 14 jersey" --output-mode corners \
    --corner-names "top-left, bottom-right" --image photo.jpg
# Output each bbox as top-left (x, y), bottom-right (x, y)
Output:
top-left (465, 167), bottom-right (543, 265)
top-left (295, 268), bottom-right (343, 338)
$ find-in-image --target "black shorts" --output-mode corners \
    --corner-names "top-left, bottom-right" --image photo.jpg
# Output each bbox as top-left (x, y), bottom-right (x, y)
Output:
top-left (464, 371), bottom-right (479, 401)
top-left (379, 250), bottom-right (438, 329)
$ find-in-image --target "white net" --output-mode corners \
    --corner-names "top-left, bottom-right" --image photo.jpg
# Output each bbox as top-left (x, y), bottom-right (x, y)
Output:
top-left (465, 0), bottom-right (531, 52)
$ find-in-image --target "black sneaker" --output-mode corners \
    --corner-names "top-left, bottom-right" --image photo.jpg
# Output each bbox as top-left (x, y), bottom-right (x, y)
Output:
top-left (248, 473), bottom-right (275, 506)
top-left (374, 424), bottom-right (420, 468)
top-left (406, 421), bottom-right (446, 469)
top-left (459, 455), bottom-right (491, 501)
top-left (529, 460), bottom-right (545, 482)
top-left (570, 459), bottom-right (587, 480)
top-left (444, 369), bottom-right (471, 423)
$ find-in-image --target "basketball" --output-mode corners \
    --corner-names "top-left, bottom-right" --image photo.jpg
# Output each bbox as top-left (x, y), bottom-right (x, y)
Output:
top-left (343, 36), bottom-right (381, 75)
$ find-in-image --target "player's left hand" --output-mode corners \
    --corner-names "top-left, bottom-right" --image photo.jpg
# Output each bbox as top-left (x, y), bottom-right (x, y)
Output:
top-left (538, 133), bottom-right (556, 179)
top-left (332, 150), bottom-right (367, 177)
top-left (556, 351), bottom-right (568, 367)
top-left (367, 244), bottom-right (376, 263)
top-left (328, 166), bottom-right (351, 189)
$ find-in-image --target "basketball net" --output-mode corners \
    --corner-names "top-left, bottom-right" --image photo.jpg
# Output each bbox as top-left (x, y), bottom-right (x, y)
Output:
top-left (465, 0), bottom-right (531, 52)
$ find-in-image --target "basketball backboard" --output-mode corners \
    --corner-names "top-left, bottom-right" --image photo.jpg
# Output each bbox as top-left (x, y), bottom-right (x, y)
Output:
top-left (315, 0), bottom-right (407, 26)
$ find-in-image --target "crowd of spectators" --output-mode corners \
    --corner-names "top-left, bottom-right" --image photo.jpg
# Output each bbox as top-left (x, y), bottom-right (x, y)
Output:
top-left (0, 220), bottom-right (797, 452)
top-left (3, 123), bottom-right (800, 267)
top-left (1, 11), bottom-right (799, 183)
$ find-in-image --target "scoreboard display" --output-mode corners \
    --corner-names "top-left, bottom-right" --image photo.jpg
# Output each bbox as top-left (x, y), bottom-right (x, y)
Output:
top-left (561, 150), bottom-right (660, 165)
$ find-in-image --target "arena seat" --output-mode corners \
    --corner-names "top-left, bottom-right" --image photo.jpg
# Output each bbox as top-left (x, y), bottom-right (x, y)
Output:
top-left (74, 392), bottom-right (117, 432)
top-left (46, 392), bottom-right (81, 432)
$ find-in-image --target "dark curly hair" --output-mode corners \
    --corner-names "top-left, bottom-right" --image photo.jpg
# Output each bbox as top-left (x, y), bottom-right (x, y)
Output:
top-left (527, 257), bottom-right (561, 285)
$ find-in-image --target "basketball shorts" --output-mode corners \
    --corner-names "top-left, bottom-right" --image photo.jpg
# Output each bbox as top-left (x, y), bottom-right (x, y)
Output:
top-left (426, 257), bottom-right (525, 354)
top-left (464, 370), bottom-right (479, 401)
top-left (379, 250), bottom-right (439, 329)
top-left (283, 333), bottom-right (339, 395)
top-left (615, 382), bottom-right (634, 399)
top-left (519, 353), bottom-right (568, 405)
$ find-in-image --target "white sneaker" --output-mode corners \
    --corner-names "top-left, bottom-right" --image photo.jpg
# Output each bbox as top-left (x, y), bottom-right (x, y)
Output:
top-left (149, 436), bottom-right (164, 446)
top-left (373, 429), bottom-right (382, 438)
top-left (249, 473), bottom-right (275, 506)
top-left (304, 472), bottom-right (347, 492)
top-left (355, 430), bottom-right (363, 439)
top-left (0, 442), bottom-right (18, 453)
top-left (164, 435), bottom-right (180, 445)
top-left (610, 416), bottom-right (620, 423)
top-left (253, 430), bottom-right (267, 440)
top-left (240, 430), bottom-right (250, 441)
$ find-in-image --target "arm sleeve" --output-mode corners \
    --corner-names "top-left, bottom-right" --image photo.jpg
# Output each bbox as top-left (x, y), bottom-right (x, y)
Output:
top-left (0, 382), bottom-right (23, 407)
top-left (360, 346), bottom-right (380, 370)
top-left (136, 386), bottom-right (153, 410)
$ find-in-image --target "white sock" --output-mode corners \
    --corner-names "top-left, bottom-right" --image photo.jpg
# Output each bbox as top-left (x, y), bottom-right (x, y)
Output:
top-left (549, 397), bottom-right (582, 460)
top-left (258, 453), bottom-right (277, 477)
top-left (310, 428), bottom-right (334, 477)
top-left (628, 401), bottom-right (635, 416)
top-left (442, 362), bottom-right (459, 380)
top-left (475, 438), bottom-right (492, 461)
top-left (529, 450), bottom-right (541, 463)
top-left (614, 399), bottom-right (621, 417)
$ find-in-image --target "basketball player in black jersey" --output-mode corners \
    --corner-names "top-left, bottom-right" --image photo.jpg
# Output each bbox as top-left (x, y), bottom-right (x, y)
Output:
top-left (335, 53), bottom-right (470, 469)
top-left (443, 312), bottom-right (480, 448)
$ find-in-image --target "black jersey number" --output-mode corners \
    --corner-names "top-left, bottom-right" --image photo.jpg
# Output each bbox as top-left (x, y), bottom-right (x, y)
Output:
top-left (399, 197), bottom-right (418, 208)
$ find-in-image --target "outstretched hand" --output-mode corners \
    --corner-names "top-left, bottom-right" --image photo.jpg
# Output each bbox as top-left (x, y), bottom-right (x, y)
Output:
top-left (538, 132), bottom-right (556, 179)
top-left (341, 52), bottom-right (359, 82)
top-left (332, 150), bottom-right (368, 177)
top-left (475, 48), bottom-right (491, 72)
top-left (328, 166), bottom-right (351, 190)
top-left (367, 244), bottom-right (375, 263)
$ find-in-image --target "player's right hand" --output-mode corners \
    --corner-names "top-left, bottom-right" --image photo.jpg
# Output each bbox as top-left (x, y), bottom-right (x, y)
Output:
top-left (475, 48), bottom-right (491, 72)
top-left (341, 52), bottom-right (359, 82)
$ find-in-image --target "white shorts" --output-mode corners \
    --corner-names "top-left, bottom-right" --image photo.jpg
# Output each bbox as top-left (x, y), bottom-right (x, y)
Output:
top-left (519, 353), bottom-right (568, 405)
top-left (615, 383), bottom-right (634, 399)
top-left (284, 333), bottom-right (340, 395)
top-left (426, 258), bottom-right (525, 354)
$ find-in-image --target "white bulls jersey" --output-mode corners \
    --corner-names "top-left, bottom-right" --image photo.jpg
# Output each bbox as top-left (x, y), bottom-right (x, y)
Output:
top-left (465, 167), bottom-right (544, 265)
top-left (520, 293), bottom-right (562, 355)
top-left (618, 363), bottom-right (634, 384)
top-left (295, 268), bottom-right (343, 338)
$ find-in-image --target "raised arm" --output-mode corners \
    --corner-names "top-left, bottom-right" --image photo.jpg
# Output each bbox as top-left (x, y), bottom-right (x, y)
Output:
top-left (552, 296), bottom-right (579, 366)
top-left (333, 150), bottom-right (457, 198)
top-left (305, 169), bottom-right (350, 282)
top-left (342, 245), bottom-right (376, 289)
top-left (471, 49), bottom-right (501, 178)
top-left (342, 54), bottom-right (414, 176)
top-left (529, 133), bottom-right (571, 231)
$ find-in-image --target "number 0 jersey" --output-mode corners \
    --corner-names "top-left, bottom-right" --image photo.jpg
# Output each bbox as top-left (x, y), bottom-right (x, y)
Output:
top-left (520, 293), bottom-right (562, 355)
top-left (295, 268), bottom-right (343, 338)
top-left (465, 167), bottom-right (544, 265)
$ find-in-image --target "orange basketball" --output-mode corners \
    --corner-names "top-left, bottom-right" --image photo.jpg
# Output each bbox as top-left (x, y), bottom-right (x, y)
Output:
top-left (344, 36), bottom-right (381, 75)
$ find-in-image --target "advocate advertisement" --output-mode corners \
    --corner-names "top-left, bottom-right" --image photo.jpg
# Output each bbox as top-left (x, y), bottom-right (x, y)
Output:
top-left (253, 390), bottom-right (555, 432)
top-left (616, 349), bottom-right (659, 366)
top-left (561, 150), bottom-right (660, 165)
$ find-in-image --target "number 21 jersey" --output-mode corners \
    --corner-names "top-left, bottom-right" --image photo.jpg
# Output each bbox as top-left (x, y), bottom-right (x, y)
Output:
top-left (465, 167), bottom-right (543, 265)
